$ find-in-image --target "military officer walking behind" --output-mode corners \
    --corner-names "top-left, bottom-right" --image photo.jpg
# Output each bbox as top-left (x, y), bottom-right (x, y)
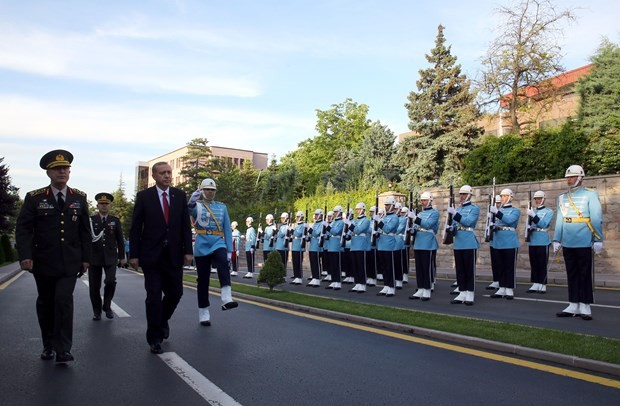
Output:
top-left (89, 192), bottom-right (126, 320)
top-left (16, 149), bottom-right (91, 363)
top-left (554, 165), bottom-right (603, 320)
top-left (525, 191), bottom-right (554, 294)
top-left (188, 178), bottom-right (238, 327)
top-left (446, 185), bottom-right (480, 305)
top-left (129, 162), bottom-right (193, 354)
top-left (489, 188), bottom-right (520, 300)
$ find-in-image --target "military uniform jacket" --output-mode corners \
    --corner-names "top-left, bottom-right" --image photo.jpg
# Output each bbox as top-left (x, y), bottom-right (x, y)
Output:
top-left (276, 223), bottom-right (290, 251)
top-left (492, 205), bottom-right (520, 249)
top-left (349, 216), bottom-right (371, 251)
top-left (377, 212), bottom-right (399, 251)
top-left (190, 199), bottom-right (233, 256)
top-left (90, 213), bottom-right (125, 267)
top-left (553, 186), bottom-right (603, 248)
top-left (413, 207), bottom-right (439, 251)
top-left (232, 229), bottom-right (241, 252)
top-left (326, 218), bottom-right (345, 253)
top-left (245, 226), bottom-right (256, 251)
top-left (16, 186), bottom-right (92, 277)
top-left (528, 206), bottom-right (554, 246)
top-left (451, 202), bottom-right (480, 250)
top-left (308, 222), bottom-right (323, 252)
top-left (262, 224), bottom-right (276, 251)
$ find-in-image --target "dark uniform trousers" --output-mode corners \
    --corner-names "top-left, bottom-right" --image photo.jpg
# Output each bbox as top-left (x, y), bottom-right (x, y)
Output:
top-left (414, 250), bottom-right (434, 290)
top-left (89, 264), bottom-right (117, 313)
top-left (308, 251), bottom-right (321, 279)
top-left (34, 274), bottom-right (77, 352)
top-left (563, 247), bottom-right (594, 304)
top-left (528, 245), bottom-right (549, 285)
top-left (496, 248), bottom-right (518, 289)
top-left (378, 250), bottom-right (395, 288)
top-left (490, 246), bottom-right (499, 282)
top-left (365, 250), bottom-right (377, 279)
top-left (454, 249), bottom-right (477, 292)
top-left (292, 251), bottom-right (304, 279)
top-left (328, 251), bottom-right (342, 282)
top-left (195, 247), bottom-right (230, 309)
top-left (246, 251), bottom-right (255, 273)
top-left (351, 251), bottom-right (366, 284)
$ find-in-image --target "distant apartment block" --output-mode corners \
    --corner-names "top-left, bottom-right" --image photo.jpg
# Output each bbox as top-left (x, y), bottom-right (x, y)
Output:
top-left (135, 145), bottom-right (269, 192)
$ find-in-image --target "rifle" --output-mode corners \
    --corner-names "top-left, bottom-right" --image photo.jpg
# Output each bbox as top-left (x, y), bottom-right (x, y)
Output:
top-left (319, 201), bottom-right (328, 248)
top-left (371, 191), bottom-right (379, 247)
top-left (255, 211), bottom-right (262, 250)
top-left (284, 209), bottom-right (293, 249)
top-left (268, 207), bottom-right (276, 247)
top-left (525, 190), bottom-right (533, 242)
top-left (484, 177), bottom-right (496, 242)
top-left (340, 198), bottom-right (351, 248)
top-left (301, 205), bottom-right (309, 249)
top-left (405, 191), bottom-right (417, 246)
top-left (442, 178), bottom-right (455, 245)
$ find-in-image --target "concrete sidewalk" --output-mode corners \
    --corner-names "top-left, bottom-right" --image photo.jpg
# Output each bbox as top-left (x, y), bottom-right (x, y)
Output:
top-left (0, 262), bottom-right (21, 285)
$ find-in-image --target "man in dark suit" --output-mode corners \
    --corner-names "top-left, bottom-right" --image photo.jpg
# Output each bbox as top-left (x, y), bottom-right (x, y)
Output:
top-left (89, 192), bottom-right (126, 320)
top-left (129, 162), bottom-right (193, 354)
top-left (16, 149), bottom-right (91, 364)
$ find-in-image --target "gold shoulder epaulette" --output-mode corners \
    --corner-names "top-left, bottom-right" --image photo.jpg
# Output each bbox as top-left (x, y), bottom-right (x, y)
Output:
top-left (28, 187), bottom-right (47, 197)
top-left (69, 187), bottom-right (87, 197)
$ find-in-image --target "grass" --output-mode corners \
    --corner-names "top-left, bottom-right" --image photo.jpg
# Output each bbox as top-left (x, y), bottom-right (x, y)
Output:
top-left (183, 274), bottom-right (620, 365)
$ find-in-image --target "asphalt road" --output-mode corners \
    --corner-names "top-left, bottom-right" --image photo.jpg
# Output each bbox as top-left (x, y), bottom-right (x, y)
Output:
top-left (1, 269), bottom-right (618, 405)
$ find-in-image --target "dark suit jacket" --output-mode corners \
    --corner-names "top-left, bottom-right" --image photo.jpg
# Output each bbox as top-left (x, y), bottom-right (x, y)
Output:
top-left (90, 214), bottom-right (125, 267)
top-left (16, 186), bottom-right (92, 277)
top-left (129, 186), bottom-right (193, 268)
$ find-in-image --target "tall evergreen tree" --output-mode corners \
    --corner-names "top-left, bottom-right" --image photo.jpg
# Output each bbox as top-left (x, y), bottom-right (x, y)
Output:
top-left (110, 174), bottom-right (134, 238)
top-left (402, 25), bottom-right (482, 187)
top-left (0, 157), bottom-right (19, 233)
top-left (359, 121), bottom-right (398, 190)
top-left (178, 138), bottom-right (214, 193)
top-left (575, 39), bottom-right (620, 175)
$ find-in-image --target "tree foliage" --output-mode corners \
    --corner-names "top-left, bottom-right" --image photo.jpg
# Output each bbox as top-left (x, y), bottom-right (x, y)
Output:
top-left (0, 157), bottom-right (20, 233)
top-left (1, 234), bottom-right (14, 262)
top-left (401, 24), bottom-right (482, 188)
top-left (477, 0), bottom-right (576, 133)
top-left (257, 250), bottom-right (286, 291)
top-left (575, 38), bottom-right (620, 175)
top-left (110, 175), bottom-right (134, 238)
top-left (178, 138), bottom-right (214, 193)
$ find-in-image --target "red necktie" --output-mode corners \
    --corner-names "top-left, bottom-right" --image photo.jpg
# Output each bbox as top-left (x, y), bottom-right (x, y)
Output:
top-left (162, 191), bottom-right (169, 224)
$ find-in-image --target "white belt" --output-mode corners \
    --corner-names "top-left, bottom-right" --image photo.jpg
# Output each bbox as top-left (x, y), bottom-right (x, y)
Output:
top-left (456, 226), bottom-right (474, 231)
top-left (497, 227), bottom-right (515, 231)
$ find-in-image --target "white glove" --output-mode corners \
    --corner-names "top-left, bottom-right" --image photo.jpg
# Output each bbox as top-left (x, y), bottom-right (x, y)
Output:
top-left (487, 211), bottom-right (493, 219)
top-left (250, 248), bottom-right (255, 253)
top-left (489, 205), bottom-right (498, 214)
top-left (227, 252), bottom-right (232, 262)
top-left (236, 251), bottom-right (239, 257)
top-left (372, 214), bottom-right (382, 222)
top-left (189, 189), bottom-right (201, 205)
top-left (322, 221), bottom-right (329, 227)
top-left (447, 206), bottom-right (457, 215)
top-left (593, 242), bottom-right (603, 254)
top-left (553, 241), bottom-right (561, 252)
top-left (407, 211), bottom-right (416, 219)
top-left (343, 218), bottom-right (351, 226)
top-left (527, 208), bottom-right (536, 218)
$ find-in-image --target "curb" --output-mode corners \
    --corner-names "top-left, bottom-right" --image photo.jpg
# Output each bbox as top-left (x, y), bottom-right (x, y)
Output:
top-left (0, 264), bottom-right (21, 285)
top-left (208, 286), bottom-right (620, 378)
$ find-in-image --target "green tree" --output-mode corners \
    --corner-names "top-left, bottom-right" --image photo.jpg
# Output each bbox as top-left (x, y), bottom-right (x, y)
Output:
top-left (1, 234), bottom-right (14, 262)
top-left (401, 24), bottom-right (482, 188)
top-left (575, 39), bottom-right (620, 175)
top-left (359, 122), bottom-right (398, 190)
top-left (178, 138), bottom-right (214, 193)
top-left (477, 0), bottom-right (576, 133)
top-left (0, 157), bottom-right (20, 233)
top-left (257, 250), bottom-right (286, 291)
top-left (110, 174), bottom-right (134, 238)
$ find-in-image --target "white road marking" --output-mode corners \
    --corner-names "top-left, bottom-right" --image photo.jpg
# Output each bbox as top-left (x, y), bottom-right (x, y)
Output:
top-left (481, 294), bottom-right (620, 309)
top-left (81, 280), bottom-right (131, 317)
top-left (159, 352), bottom-right (242, 406)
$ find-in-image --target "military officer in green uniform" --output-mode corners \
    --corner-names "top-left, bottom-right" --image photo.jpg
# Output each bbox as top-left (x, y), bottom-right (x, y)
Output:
top-left (89, 192), bottom-right (126, 320)
top-left (16, 149), bottom-right (91, 364)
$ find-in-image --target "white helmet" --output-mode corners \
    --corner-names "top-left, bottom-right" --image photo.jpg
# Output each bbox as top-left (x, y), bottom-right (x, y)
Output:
top-left (384, 197), bottom-right (396, 212)
top-left (420, 191), bottom-right (433, 201)
top-left (265, 214), bottom-right (274, 222)
top-left (327, 210), bottom-right (334, 220)
top-left (533, 190), bottom-right (545, 199)
top-left (459, 185), bottom-right (473, 195)
top-left (314, 208), bottom-right (324, 215)
top-left (565, 165), bottom-right (585, 178)
top-left (495, 194), bottom-right (502, 203)
top-left (200, 178), bottom-right (217, 190)
top-left (296, 210), bottom-right (305, 219)
top-left (231, 221), bottom-right (238, 228)
top-left (377, 208), bottom-right (386, 215)
top-left (369, 205), bottom-right (377, 213)
top-left (333, 205), bottom-right (343, 213)
top-left (400, 206), bottom-right (409, 215)
top-left (281, 212), bottom-right (289, 221)
top-left (394, 202), bottom-right (402, 210)
top-left (246, 216), bottom-right (253, 224)
top-left (500, 188), bottom-right (513, 198)
top-left (355, 202), bottom-right (366, 211)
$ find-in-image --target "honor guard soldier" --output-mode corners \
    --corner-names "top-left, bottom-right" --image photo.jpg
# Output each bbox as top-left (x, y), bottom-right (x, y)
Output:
top-left (188, 178), bottom-right (238, 327)
top-left (400, 206), bottom-right (411, 284)
top-left (259, 214), bottom-right (276, 263)
top-left (307, 209), bottom-right (324, 287)
top-left (486, 195), bottom-right (502, 291)
top-left (290, 211), bottom-right (307, 285)
top-left (393, 202), bottom-right (406, 289)
top-left (554, 165), bottom-right (603, 320)
top-left (366, 206), bottom-right (378, 286)
top-left (526, 191), bottom-right (554, 293)
top-left (276, 212), bottom-right (291, 270)
top-left (230, 221), bottom-right (241, 276)
top-left (89, 192), bottom-right (126, 320)
top-left (346, 202), bottom-right (371, 292)
top-left (446, 185), bottom-right (480, 305)
top-left (321, 211), bottom-right (334, 282)
top-left (16, 149), bottom-right (91, 363)
top-left (243, 217), bottom-right (256, 278)
top-left (375, 197), bottom-right (400, 297)
top-left (409, 192), bottom-right (439, 301)
top-left (325, 206), bottom-right (345, 290)
top-left (488, 189), bottom-right (520, 300)
top-left (342, 208), bottom-right (354, 284)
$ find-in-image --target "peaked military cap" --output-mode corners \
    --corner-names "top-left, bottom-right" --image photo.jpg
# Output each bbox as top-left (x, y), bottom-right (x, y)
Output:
top-left (40, 149), bottom-right (73, 169)
top-left (95, 193), bottom-right (114, 204)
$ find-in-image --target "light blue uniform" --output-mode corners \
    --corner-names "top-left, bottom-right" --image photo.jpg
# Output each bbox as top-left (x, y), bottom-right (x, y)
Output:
top-left (413, 208), bottom-right (439, 250)
top-left (245, 226), bottom-right (256, 252)
top-left (190, 200), bottom-right (232, 256)
top-left (350, 217), bottom-right (371, 251)
top-left (262, 224), bottom-right (276, 251)
top-left (492, 206), bottom-right (520, 249)
top-left (326, 219), bottom-right (345, 253)
top-left (451, 203), bottom-right (480, 250)
top-left (309, 222), bottom-right (323, 252)
top-left (528, 206), bottom-right (554, 246)
top-left (276, 224), bottom-right (290, 251)
top-left (553, 187), bottom-right (603, 247)
top-left (395, 216), bottom-right (406, 250)
top-left (377, 213), bottom-right (399, 251)
top-left (291, 223), bottom-right (306, 252)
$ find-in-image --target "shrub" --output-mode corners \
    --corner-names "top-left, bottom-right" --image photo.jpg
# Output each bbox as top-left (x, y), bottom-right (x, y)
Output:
top-left (1, 235), bottom-right (13, 262)
top-left (257, 250), bottom-right (286, 291)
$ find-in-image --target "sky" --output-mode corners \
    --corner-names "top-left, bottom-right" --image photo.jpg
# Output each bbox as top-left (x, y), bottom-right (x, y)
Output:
top-left (1, 0), bottom-right (618, 201)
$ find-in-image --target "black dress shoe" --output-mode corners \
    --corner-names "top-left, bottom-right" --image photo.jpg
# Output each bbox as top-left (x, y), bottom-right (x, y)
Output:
top-left (222, 301), bottom-right (239, 310)
top-left (162, 324), bottom-right (170, 340)
top-left (92, 314), bottom-right (101, 321)
top-left (376, 292), bottom-right (386, 296)
top-left (490, 293), bottom-right (504, 298)
top-left (421, 297), bottom-right (430, 302)
top-left (385, 293), bottom-right (394, 297)
top-left (105, 309), bottom-right (114, 319)
top-left (150, 343), bottom-right (163, 354)
top-left (556, 311), bottom-right (577, 318)
top-left (450, 299), bottom-right (464, 304)
top-left (55, 351), bottom-right (74, 363)
top-left (450, 291), bottom-right (459, 296)
top-left (200, 320), bottom-right (211, 326)
top-left (485, 286), bottom-right (496, 290)
top-left (581, 314), bottom-right (593, 321)
top-left (409, 296), bottom-right (420, 300)
top-left (325, 286), bottom-right (333, 289)
top-left (464, 301), bottom-right (474, 306)
top-left (505, 295), bottom-right (514, 300)
top-left (40, 348), bottom-right (55, 360)
top-left (333, 287), bottom-right (341, 291)
top-left (526, 289), bottom-right (537, 293)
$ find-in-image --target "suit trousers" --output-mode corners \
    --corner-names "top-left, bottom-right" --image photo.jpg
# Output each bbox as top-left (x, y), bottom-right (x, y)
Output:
top-left (196, 247), bottom-right (230, 308)
top-left (143, 249), bottom-right (183, 345)
top-left (33, 273), bottom-right (77, 352)
top-left (88, 263), bottom-right (117, 313)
